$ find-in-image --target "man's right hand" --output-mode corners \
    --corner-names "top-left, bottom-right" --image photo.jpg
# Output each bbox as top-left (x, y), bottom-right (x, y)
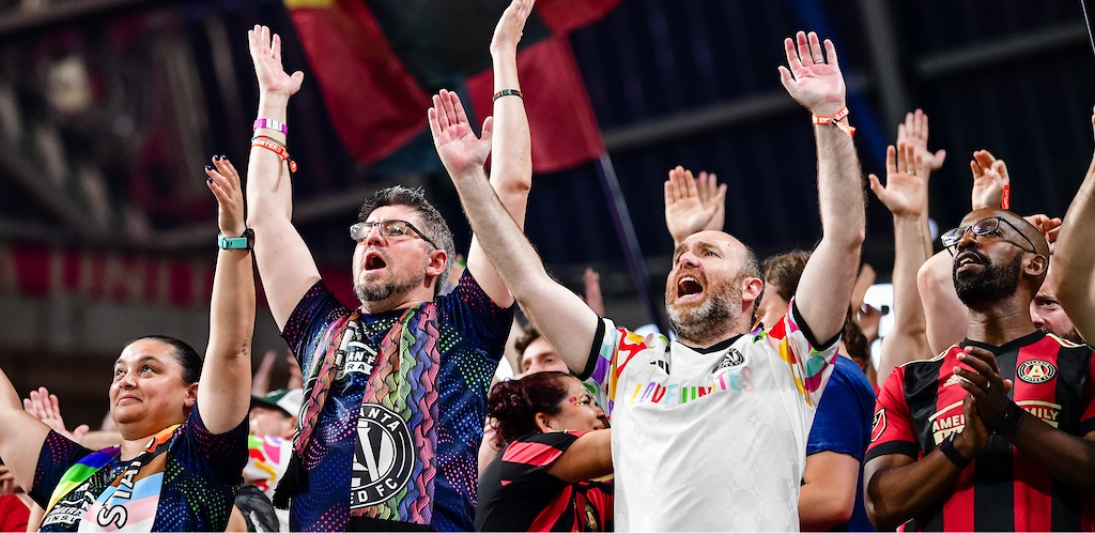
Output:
top-left (430, 90), bottom-right (494, 178)
top-left (954, 393), bottom-right (991, 458)
top-left (248, 25), bottom-right (304, 100)
top-left (869, 142), bottom-right (927, 219)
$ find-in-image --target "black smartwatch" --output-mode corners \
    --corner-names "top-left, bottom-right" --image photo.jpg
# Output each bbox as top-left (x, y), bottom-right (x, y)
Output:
top-left (996, 402), bottom-right (1026, 434)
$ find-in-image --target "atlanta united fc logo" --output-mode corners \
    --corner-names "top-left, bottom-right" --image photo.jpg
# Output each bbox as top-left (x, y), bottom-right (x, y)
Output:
top-left (350, 404), bottom-right (414, 508)
top-left (1017, 360), bottom-right (1057, 384)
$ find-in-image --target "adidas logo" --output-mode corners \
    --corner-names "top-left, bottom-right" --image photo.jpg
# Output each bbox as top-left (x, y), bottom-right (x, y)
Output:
top-left (943, 374), bottom-right (964, 387)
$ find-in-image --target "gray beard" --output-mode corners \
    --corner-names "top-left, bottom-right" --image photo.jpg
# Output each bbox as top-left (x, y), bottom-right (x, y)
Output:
top-left (667, 287), bottom-right (741, 346)
top-left (354, 273), bottom-right (422, 304)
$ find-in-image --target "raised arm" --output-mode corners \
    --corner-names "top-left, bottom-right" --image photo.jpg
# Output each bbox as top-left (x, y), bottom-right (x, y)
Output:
top-left (1054, 107), bottom-right (1095, 343)
top-left (464, 0), bottom-right (536, 307)
top-left (0, 369), bottom-right (50, 496)
top-left (199, 157), bottom-right (254, 434)
top-left (777, 32), bottom-right (865, 343)
top-left (430, 93), bottom-right (597, 373)
top-left (244, 26), bottom-right (319, 329)
top-left (664, 166), bottom-right (726, 244)
top-left (897, 109), bottom-right (947, 258)
top-left (869, 143), bottom-right (933, 382)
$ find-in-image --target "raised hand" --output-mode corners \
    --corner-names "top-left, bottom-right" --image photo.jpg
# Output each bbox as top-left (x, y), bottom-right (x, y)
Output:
top-left (206, 156), bottom-right (246, 238)
top-left (869, 142), bottom-right (927, 218)
top-left (970, 150), bottom-right (1009, 211)
top-left (778, 31), bottom-right (847, 117)
top-left (1024, 214), bottom-right (1063, 254)
top-left (696, 170), bottom-right (726, 232)
top-left (429, 90), bottom-right (494, 178)
top-left (252, 350), bottom-right (277, 396)
top-left (490, 0), bottom-right (536, 55)
top-left (664, 166), bottom-right (725, 243)
top-left (23, 386), bottom-right (89, 443)
top-left (287, 352), bottom-right (303, 390)
top-left (247, 25), bottom-right (304, 99)
top-left (583, 268), bottom-right (605, 317)
top-left (897, 109), bottom-right (947, 172)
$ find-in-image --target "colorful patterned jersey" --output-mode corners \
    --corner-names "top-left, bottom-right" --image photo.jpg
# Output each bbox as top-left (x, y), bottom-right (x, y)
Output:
top-left (29, 402), bottom-right (248, 532)
top-left (243, 434), bottom-right (292, 531)
top-left (585, 301), bottom-right (838, 531)
top-left (475, 431), bottom-right (613, 532)
top-left (867, 331), bottom-right (1095, 531)
top-left (280, 271), bottom-right (513, 532)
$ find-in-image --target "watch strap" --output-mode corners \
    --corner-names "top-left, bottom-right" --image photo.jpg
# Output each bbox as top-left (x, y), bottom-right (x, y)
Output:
top-left (939, 433), bottom-right (973, 469)
top-left (997, 401), bottom-right (1026, 434)
top-left (218, 228), bottom-right (254, 250)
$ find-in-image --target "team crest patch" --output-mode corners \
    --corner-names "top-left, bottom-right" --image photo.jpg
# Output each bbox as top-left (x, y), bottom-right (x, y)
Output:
top-left (716, 348), bottom-right (745, 370)
top-left (1017, 360), bottom-right (1057, 384)
top-left (871, 409), bottom-right (886, 443)
top-left (350, 404), bottom-right (414, 508)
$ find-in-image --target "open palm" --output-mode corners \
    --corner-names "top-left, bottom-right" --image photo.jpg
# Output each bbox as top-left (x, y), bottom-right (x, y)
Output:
top-left (778, 32), bottom-right (847, 117)
top-left (869, 142), bottom-right (926, 218)
top-left (248, 25), bottom-right (304, 97)
top-left (429, 90), bottom-right (494, 176)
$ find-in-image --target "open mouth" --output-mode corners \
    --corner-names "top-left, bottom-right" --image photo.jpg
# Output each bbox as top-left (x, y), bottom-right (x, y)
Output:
top-left (364, 252), bottom-right (387, 272)
top-left (955, 251), bottom-right (985, 273)
top-left (677, 276), bottom-right (704, 299)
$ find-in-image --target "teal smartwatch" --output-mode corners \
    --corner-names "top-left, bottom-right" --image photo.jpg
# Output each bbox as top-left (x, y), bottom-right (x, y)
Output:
top-left (218, 228), bottom-right (254, 251)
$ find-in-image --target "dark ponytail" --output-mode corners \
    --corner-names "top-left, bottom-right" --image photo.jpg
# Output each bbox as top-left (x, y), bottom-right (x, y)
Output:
top-left (487, 371), bottom-right (571, 448)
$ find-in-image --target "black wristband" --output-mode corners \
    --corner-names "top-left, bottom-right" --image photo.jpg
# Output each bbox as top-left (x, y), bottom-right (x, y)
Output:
top-left (939, 434), bottom-right (973, 469)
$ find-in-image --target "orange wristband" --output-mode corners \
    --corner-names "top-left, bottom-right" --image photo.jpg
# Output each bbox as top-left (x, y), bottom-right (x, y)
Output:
top-left (251, 139), bottom-right (298, 173)
top-left (812, 106), bottom-right (855, 137)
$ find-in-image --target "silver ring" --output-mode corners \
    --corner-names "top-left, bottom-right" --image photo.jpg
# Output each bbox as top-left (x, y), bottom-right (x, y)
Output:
top-left (984, 381), bottom-right (991, 390)
top-left (815, 58), bottom-right (826, 64)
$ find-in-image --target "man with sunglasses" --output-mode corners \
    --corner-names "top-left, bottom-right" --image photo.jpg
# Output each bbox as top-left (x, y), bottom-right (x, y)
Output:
top-left (865, 207), bottom-right (1095, 531)
top-left (437, 31), bottom-right (865, 530)
top-left (240, 2), bottom-right (537, 530)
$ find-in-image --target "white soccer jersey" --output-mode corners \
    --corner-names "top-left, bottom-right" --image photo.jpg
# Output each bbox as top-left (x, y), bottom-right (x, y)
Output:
top-left (585, 302), bottom-right (838, 531)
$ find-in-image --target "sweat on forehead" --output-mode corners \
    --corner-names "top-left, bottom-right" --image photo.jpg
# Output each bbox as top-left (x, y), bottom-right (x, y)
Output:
top-left (962, 208), bottom-right (1050, 256)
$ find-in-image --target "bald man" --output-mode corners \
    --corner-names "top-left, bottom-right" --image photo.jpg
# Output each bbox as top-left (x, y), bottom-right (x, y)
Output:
top-left (865, 208), bottom-right (1095, 531)
top-left (435, 31), bottom-right (864, 531)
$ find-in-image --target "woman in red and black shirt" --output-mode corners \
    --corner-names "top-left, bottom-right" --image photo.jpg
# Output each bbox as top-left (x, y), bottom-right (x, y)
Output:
top-left (476, 371), bottom-right (613, 532)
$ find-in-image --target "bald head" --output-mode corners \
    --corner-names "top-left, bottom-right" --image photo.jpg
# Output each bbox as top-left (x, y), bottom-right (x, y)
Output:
top-left (961, 209), bottom-right (1050, 257)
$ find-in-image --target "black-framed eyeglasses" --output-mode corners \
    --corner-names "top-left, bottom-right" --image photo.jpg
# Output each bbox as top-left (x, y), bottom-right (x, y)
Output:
top-left (349, 220), bottom-right (437, 249)
top-left (940, 216), bottom-right (1037, 255)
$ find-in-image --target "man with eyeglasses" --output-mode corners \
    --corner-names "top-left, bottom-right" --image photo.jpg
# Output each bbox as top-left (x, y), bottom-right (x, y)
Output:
top-left (436, 31), bottom-right (865, 530)
top-left (240, 2), bottom-right (537, 530)
top-left (864, 207), bottom-right (1095, 531)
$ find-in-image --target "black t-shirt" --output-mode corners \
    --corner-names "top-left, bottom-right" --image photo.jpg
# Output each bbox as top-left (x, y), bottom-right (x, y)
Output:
top-left (475, 431), bottom-right (613, 532)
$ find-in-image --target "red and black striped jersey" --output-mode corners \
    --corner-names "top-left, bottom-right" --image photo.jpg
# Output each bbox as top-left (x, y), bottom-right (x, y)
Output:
top-left (867, 331), bottom-right (1095, 531)
top-left (475, 431), bottom-right (613, 532)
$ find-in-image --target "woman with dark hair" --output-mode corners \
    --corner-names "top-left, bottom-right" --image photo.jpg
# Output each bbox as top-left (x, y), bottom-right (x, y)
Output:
top-left (476, 371), bottom-right (613, 532)
top-left (0, 157), bottom-right (255, 532)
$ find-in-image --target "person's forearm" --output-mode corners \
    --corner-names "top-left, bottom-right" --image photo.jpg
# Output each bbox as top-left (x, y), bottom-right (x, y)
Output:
top-left (878, 215), bottom-right (932, 381)
top-left (918, 251), bottom-right (968, 353)
top-left (1005, 413), bottom-right (1095, 492)
top-left (450, 166), bottom-right (596, 370)
top-left (866, 451), bottom-right (966, 530)
top-left (0, 367), bottom-right (19, 412)
top-left (200, 247), bottom-right (255, 433)
top-left (488, 49), bottom-right (532, 214)
top-left (799, 483), bottom-right (852, 531)
top-left (1055, 152), bottom-right (1095, 328)
top-left (246, 94), bottom-right (293, 228)
top-left (796, 124), bottom-right (865, 341)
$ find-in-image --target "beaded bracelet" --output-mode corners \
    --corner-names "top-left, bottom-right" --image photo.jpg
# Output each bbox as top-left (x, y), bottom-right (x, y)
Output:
top-left (492, 89), bottom-right (523, 102)
top-left (811, 106), bottom-right (855, 138)
top-left (253, 118), bottom-right (288, 135)
top-left (251, 139), bottom-right (298, 174)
